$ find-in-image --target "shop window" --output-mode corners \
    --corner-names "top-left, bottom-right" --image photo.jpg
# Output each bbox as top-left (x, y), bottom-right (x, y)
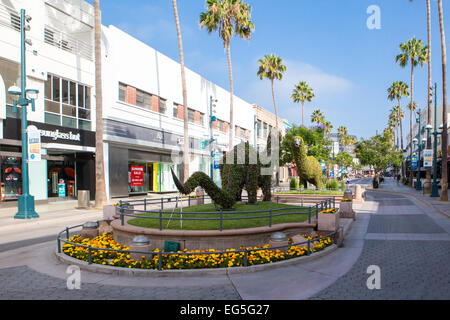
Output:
top-left (1, 156), bottom-right (22, 201)
top-left (45, 113), bottom-right (61, 126)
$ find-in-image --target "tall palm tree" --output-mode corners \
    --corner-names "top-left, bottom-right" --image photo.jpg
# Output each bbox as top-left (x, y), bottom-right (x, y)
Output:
top-left (257, 54), bottom-right (286, 129)
top-left (395, 38), bottom-right (428, 186)
top-left (438, 0), bottom-right (448, 201)
top-left (409, 0), bottom-right (434, 194)
top-left (391, 105), bottom-right (403, 150)
top-left (200, 0), bottom-right (254, 150)
top-left (324, 121), bottom-right (333, 135)
top-left (311, 109), bottom-right (324, 126)
top-left (172, 0), bottom-right (190, 182)
top-left (387, 81), bottom-right (409, 150)
top-left (93, 0), bottom-right (107, 208)
top-left (338, 126), bottom-right (349, 147)
top-left (389, 109), bottom-right (400, 150)
top-left (291, 81), bottom-right (315, 127)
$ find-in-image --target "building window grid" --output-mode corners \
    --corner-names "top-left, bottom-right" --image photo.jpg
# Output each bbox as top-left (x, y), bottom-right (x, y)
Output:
top-left (44, 74), bottom-right (91, 130)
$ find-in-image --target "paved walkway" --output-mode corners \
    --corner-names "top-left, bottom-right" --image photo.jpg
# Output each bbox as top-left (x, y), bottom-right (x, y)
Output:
top-left (0, 181), bottom-right (449, 300)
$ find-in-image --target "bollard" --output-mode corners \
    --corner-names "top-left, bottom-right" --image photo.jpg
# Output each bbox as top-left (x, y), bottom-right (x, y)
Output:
top-left (130, 235), bottom-right (152, 261)
top-left (81, 221), bottom-right (98, 240)
top-left (269, 232), bottom-right (289, 253)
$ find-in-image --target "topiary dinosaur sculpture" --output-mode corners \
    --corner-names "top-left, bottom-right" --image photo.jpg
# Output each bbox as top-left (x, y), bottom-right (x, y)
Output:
top-left (291, 136), bottom-right (323, 189)
top-left (171, 138), bottom-right (275, 210)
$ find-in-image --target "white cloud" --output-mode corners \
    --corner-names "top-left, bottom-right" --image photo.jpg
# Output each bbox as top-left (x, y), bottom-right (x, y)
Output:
top-left (244, 59), bottom-right (353, 124)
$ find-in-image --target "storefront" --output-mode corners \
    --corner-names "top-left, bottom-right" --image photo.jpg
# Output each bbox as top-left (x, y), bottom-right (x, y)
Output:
top-left (2, 118), bottom-right (96, 201)
top-left (105, 119), bottom-right (210, 198)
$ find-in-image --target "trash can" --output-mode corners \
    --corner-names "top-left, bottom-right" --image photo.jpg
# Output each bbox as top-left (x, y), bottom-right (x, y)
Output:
top-left (77, 190), bottom-right (90, 209)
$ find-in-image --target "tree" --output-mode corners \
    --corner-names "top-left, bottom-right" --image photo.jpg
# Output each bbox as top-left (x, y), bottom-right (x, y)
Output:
top-left (280, 125), bottom-right (330, 168)
top-left (389, 107), bottom-right (401, 150)
top-left (355, 131), bottom-right (404, 175)
top-left (291, 81), bottom-right (315, 127)
top-left (172, 0), bottom-right (190, 182)
top-left (323, 121), bottom-right (333, 135)
top-left (395, 37), bottom-right (428, 186)
top-left (336, 151), bottom-right (354, 168)
top-left (94, 0), bottom-right (107, 209)
top-left (257, 54), bottom-right (286, 129)
top-left (387, 81), bottom-right (409, 150)
top-left (311, 109), bottom-right (325, 126)
top-left (200, 0), bottom-right (254, 151)
top-left (438, 0), bottom-right (448, 201)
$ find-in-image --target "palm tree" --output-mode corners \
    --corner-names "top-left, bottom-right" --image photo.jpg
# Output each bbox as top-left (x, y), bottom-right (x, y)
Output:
top-left (200, 0), bottom-right (254, 150)
top-left (395, 38), bottom-right (428, 186)
top-left (311, 109), bottom-right (324, 126)
top-left (172, 0), bottom-right (190, 182)
top-left (291, 81), bottom-right (315, 127)
top-left (409, 0), bottom-right (433, 194)
top-left (387, 81), bottom-right (409, 150)
top-left (93, 0), bottom-right (107, 209)
top-left (338, 126), bottom-right (349, 147)
top-left (389, 110), bottom-right (399, 150)
top-left (323, 121), bottom-right (333, 135)
top-left (391, 105), bottom-right (403, 150)
top-left (438, 0), bottom-right (448, 201)
top-left (257, 54), bottom-right (286, 129)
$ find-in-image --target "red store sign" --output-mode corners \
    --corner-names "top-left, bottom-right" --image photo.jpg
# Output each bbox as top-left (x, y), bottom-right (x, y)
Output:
top-left (130, 165), bottom-right (144, 187)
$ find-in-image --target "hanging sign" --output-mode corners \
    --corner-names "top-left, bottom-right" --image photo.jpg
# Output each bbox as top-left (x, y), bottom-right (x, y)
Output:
top-left (130, 165), bottom-right (144, 187)
top-left (423, 149), bottom-right (433, 167)
top-left (411, 156), bottom-right (418, 170)
top-left (27, 125), bottom-right (41, 162)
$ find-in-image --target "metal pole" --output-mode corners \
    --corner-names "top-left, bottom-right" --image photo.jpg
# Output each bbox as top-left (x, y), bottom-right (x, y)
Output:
top-left (431, 83), bottom-right (440, 197)
top-left (269, 209), bottom-right (272, 227)
top-left (159, 210), bottom-right (162, 230)
top-left (219, 209), bottom-right (223, 231)
top-left (416, 109), bottom-right (422, 190)
top-left (14, 9), bottom-right (38, 220)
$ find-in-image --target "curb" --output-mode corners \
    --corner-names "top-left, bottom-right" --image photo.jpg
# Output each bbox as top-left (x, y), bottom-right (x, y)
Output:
top-left (54, 244), bottom-right (338, 278)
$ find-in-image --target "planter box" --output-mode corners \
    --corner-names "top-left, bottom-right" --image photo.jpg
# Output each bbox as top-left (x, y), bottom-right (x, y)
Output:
top-left (318, 212), bottom-right (340, 232)
top-left (103, 205), bottom-right (116, 221)
top-left (338, 201), bottom-right (355, 220)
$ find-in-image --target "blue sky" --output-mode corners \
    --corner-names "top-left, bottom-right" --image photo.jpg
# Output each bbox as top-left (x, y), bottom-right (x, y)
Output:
top-left (91, 0), bottom-right (450, 140)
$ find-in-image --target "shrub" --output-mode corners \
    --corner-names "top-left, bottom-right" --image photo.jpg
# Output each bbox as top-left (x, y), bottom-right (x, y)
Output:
top-left (290, 177), bottom-right (299, 190)
top-left (331, 179), bottom-right (339, 191)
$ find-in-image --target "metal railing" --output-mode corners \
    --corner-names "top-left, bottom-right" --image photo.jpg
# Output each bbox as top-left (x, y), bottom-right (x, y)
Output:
top-left (116, 195), bottom-right (335, 231)
top-left (44, 24), bottom-right (93, 61)
top-left (57, 224), bottom-right (339, 271)
top-left (0, 3), bottom-right (20, 32)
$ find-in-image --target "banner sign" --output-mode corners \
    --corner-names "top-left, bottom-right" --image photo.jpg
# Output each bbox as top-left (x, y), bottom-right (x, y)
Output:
top-left (423, 149), bottom-right (433, 167)
top-left (27, 125), bottom-right (41, 162)
top-left (411, 156), bottom-right (418, 170)
top-left (213, 153), bottom-right (221, 169)
top-left (130, 165), bottom-right (144, 187)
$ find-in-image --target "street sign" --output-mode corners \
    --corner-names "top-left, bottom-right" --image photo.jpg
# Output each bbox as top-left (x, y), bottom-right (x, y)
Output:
top-left (213, 153), bottom-right (221, 169)
top-left (411, 156), bottom-right (418, 170)
top-left (423, 149), bottom-right (433, 167)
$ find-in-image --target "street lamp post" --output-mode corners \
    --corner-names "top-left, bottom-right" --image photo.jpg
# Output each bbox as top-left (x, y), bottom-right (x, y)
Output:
top-left (429, 83), bottom-right (443, 197)
top-left (413, 108), bottom-right (426, 191)
top-left (8, 9), bottom-right (39, 219)
top-left (209, 96), bottom-right (217, 180)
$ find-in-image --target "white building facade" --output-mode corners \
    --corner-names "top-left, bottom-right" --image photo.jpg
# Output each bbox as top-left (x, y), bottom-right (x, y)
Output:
top-left (101, 25), bottom-right (256, 198)
top-left (0, 0), bottom-right (96, 201)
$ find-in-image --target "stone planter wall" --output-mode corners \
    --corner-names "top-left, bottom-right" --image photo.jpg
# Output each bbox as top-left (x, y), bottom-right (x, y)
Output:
top-left (318, 213), bottom-right (340, 232)
top-left (338, 201), bottom-right (355, 220)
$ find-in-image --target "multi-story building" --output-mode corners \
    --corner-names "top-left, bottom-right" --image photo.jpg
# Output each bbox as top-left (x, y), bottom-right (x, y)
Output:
top-left (100, 25), bottom-right (256, 198)
top-left (0, 0), bottom-right (96, 201)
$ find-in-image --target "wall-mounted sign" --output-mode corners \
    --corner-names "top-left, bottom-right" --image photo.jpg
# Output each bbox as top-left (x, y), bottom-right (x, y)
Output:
top-left (423, 149), bottom-right (433, 167)
top-left (27, 125), bottom-right (41, 162)
top-left (130, 165), bottom-right (144, 187)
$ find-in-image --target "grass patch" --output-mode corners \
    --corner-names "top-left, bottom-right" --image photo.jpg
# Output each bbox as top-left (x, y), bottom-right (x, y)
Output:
top-left (275, 190), bottom-right (344, 195)
top-left (127, 202), bottom-right (310, 230)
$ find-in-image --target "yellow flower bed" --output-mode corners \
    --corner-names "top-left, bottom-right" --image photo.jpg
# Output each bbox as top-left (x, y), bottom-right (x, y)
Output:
top-left (62, 233), bottom-right (333, 270)
top-left (321, 208), bottom-right (337, 214)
